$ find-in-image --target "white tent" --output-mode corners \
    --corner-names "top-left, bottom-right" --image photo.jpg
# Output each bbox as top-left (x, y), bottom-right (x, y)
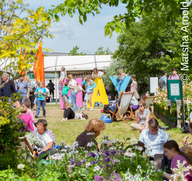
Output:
top-left (42, 54), bottom-right (113, 72)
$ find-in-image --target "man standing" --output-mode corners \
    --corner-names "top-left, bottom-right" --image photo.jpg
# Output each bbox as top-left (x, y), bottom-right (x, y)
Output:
top-left (16, 75), bottom-right (30, 104)
top-left (0, 72), bottom-right (16, 99)
top-left (47, 80), bottom-right (55, 101)
top-left (139, 118), bottom-right (170, 157)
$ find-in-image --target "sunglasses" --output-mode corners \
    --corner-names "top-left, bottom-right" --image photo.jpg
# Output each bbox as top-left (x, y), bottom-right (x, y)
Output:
top-left (139, 105), bottom-right (143, 107)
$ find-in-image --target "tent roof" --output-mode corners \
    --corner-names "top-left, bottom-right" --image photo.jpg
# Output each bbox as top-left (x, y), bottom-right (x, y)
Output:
top-left (43, 55), bottom-right (113, 72)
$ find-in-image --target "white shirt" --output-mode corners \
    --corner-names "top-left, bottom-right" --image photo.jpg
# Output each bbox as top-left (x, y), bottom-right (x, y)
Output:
top-left (68, 79), bottom-right (77, 93)
top-left (92, 71), bottom-right (103, 79)
top-left (139, 129), bottom-right (170, 157)
top-left (60, 71), bottom-right (65, 79)
top-left (35, 131), bottom-right (53, 151)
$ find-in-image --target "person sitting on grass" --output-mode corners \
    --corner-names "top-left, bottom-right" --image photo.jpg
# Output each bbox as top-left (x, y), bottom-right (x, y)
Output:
top-left (139, 118), bottom-right (170, 157)
top-left (131, 100), bottom-right (150, 131)
top-left (34, 81), bottom-right (46, 118)
top-left (163, 140), bottom-right (192, 180)
top-left (22, 100), bottom-right (36, 124)
top-left (18, 107), bottom-right (34, 132)
top-left (61, 107), bottom-right (88, 121)
top-left (61, 81), bottom-right (70, 109)
top-left (76, 119), bottom-right (105, 150)
top-left (33, 119), bottom-right (57, 159)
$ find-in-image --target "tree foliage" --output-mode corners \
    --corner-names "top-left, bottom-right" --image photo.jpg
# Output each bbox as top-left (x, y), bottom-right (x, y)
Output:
top-left (112, 11), bottom-right (192, 90)
top-left (95, 47), bottom-right (112, 55)
top-left (68, 46), bottom-right (86, 55)
top-left (0, 0), bottom-right (53, 76)
top-left (49, 0), bottom-right (187, 38)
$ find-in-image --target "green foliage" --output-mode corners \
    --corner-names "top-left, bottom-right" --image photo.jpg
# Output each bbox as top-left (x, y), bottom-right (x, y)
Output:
top-left (0, 94), bottom-right (24, 170)
top-left (49, 0), bottom-right (187, 38)
top-left (95, 47), bottom-right (112, 55)
top-left (112, 12), bottom-right (192, 91)
top-left (68, 46), bottom-right (86, 56)
top-left (0, 0), bottom-right (52, 75)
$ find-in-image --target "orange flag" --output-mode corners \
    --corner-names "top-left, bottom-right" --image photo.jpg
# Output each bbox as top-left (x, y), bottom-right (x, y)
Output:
top-left (34, 42), bottom-right (45, 87)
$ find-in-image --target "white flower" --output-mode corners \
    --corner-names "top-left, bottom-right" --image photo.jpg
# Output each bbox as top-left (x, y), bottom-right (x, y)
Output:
top-left (86, 162), bottom-right (91, 168)
top-left (130, 138), bottom-right (138, 145)
top-left (101, 140), bottom-right (108, 145)
top-left (84, 150), bottom-right (88, 154)
top-left (94, 165), bottom-right (100, 172)
top-left (17, 164), bottom-right (25, 170)
top-left (87, 132), bottom-right (95, 135)
top-left (135, 146), bottom-right (143, 151)
top-left (87, 142), bottom-right (95, 147)
top-left (109, 147), bottom-right (116, 151)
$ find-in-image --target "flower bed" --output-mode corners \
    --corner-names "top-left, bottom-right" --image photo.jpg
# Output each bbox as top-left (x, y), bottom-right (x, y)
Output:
top-left (153, 82), bottom-right (192, 125)
top-left (0, 137), bottom-right (163, 181)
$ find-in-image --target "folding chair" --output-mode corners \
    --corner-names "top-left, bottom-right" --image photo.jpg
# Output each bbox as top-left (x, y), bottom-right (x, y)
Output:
top-left (109, 91), bottom-right (133, 123)
top-left (144, 96), bottom-right (156, 118)
top-left (125, 104), bottom-right (139, 120)
top-left (19, 136), bottom-right (37, 160)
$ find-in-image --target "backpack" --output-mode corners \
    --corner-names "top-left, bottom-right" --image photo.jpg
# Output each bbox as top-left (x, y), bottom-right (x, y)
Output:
top-left (76, 83), bottom-right (83, 93)
top-left (159, 79), bottom-right (164, 89)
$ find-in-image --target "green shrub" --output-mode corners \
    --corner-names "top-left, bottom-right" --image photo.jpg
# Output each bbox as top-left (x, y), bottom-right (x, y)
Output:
top-left (0, 94), bottom-right (24, 170)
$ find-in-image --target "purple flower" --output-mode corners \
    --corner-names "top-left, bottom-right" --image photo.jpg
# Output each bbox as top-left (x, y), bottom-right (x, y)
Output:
top-left (107, 164), bottom-right (110, 167)
top-left (94, 175), bottom-right (103, 181)
top-left (89, 152), bottom-right (96, 157)
top-left (99, 165), bottom-right (103, 168)
top-left (114, 160), bottom-right (118, 164)
top-left (105, 150), bottom-right (110, 156)
top-left (117, 153), bottom-right (120, 156)
top-left (70, 159), bottom-right (75, 165)
top-left (77, 161), bottom-right (81, 166)
top-left (121, 150), bottom-right (125, 154)
top-left (81, 159), bottom-right (85, 163)
top-left (105, 157), bottom-right (110, 162)
top-left (109, 173), bottom-right (122, 181)
top-left (91, 160), bottom-right (96, 165)
top-left (111, 150), bottom-right (116, 155)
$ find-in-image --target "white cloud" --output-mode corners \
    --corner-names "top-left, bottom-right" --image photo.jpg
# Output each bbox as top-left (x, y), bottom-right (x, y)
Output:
top-left (49, 22), bottom-right (77, 40)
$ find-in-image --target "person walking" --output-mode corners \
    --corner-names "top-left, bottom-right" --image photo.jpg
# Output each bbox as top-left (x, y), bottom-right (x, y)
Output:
top-left (82, 75), bottom-right (97, 111)
top-left (34, 81), bottom-right (46, 118)
top-left (68, 74), bottom-right (78, 112)
top-left (0, 72), bottom-right (16, 100)
top-left (16, 75), bottom-right (30, 104)
top-left (48, 80), bottom-right (55, 101)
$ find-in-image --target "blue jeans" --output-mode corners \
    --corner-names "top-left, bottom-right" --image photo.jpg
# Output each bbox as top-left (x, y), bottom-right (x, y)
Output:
top-left (36, 100), bottom-right (46, 116)
top-left (37, 147), bottom-right (57, 160)
top-left (71, 92), bottom-right (77, 112)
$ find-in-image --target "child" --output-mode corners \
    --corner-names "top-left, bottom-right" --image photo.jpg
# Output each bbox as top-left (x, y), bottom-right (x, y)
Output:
top-left (59, 67), bottom-right (67, 85)
top-left (116, 69), bottom-right (126, 92)
top-left (82, 75), bottom-right (97, 111)
top-left (34, 81), bottom-right (46, 118)
top-left (18, 107), bottom-right (34, 132)
top-left (61, 81), bottom-right (70, 108)
top-left (22, 100), bottom-right (36, 124)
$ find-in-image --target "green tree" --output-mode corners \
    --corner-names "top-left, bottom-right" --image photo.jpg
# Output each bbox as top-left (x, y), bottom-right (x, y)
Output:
top-left (0, 0), bottom-right (52, 76)
top-left (49, 0), bottom-right (187, 38)
top-left (95, 47), bottom-right (112, 55)
top-left (68, 46), bottom-right (86, 55)
top-left (112, 12), bottom-right (192, 90)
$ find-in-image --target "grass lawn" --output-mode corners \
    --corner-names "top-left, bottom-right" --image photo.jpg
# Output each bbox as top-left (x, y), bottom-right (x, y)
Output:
top-left (35, 104), bottom-right (190, 147)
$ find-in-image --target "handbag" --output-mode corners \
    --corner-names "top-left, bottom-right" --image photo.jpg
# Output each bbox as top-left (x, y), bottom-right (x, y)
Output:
top-left (103, 104), bottom-right (110, 113)
top-left (76, 83), bottom-right (83, 93)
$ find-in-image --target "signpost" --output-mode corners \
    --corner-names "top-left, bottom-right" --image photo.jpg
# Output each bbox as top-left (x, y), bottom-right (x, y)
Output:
top-left (167, 80), bottom-right (185, 128)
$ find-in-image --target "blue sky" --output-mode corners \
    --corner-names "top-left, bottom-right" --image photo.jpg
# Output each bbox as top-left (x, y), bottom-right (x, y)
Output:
top-left (25, 0), bottom-right (126, 54)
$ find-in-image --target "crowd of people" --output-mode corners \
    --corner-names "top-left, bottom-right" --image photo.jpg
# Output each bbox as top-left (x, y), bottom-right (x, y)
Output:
top-left (0, 67), bottom-right (190, 180)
